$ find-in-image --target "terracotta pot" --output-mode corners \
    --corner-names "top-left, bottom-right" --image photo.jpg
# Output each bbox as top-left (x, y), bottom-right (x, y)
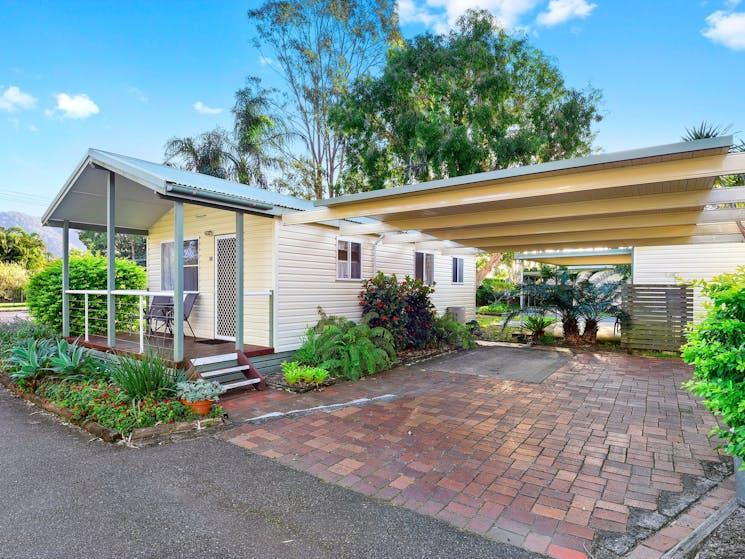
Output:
top-left (181, 399), bottom-right (213, 417)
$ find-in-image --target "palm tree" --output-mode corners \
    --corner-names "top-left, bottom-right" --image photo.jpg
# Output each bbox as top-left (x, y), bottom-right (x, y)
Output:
top-left (164, 130), bottom-right (233, 180)
top-left (682, 121), bottom-right (744, 187)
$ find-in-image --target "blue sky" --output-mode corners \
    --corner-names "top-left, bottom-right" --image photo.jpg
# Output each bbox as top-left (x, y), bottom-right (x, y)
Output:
top-left (0, 0), bottom-right (743, 214)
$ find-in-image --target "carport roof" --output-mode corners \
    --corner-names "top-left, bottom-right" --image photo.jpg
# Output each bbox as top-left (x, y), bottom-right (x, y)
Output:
top-left (515, 249), bottom-right (633, 267)
top-left (283, 137), bottom-right (745, 253)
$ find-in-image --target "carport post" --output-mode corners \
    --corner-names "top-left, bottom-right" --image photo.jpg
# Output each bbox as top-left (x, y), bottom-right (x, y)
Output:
top-left (106, 172), bottom-right (116, 348)
top-left (62, 220), bottom-right (70, 338)
top-left (235, 212), bottom-right (244, 351)
top-left (173, 201), bottom-right (185, 362)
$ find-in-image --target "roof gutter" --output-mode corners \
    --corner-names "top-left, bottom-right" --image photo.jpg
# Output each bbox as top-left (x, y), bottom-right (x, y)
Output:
top-left (165, 183), bottom-right (274, 212)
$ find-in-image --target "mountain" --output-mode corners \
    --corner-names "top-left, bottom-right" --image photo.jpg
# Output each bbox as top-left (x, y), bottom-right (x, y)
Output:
top-left (0, 211), bottom-right (86, 258)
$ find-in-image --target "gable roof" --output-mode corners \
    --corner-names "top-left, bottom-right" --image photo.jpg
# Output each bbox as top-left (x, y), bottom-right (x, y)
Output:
top-left (42, 148), bottom-right (315, 233)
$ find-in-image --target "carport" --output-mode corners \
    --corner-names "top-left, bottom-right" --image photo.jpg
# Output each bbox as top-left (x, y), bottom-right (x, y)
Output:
top-left (282, 137), bottom-right (745, 254)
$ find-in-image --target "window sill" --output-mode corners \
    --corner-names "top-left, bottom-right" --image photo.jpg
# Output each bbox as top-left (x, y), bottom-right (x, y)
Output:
top-left (336, 278), bottom-right (362, 282)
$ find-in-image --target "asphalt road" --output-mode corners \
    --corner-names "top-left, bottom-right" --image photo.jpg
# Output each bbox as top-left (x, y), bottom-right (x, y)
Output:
top-left (0, 387), bottom-right (541, 559)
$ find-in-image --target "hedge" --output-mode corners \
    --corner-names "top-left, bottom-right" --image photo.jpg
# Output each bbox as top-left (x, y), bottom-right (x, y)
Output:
top-left (26, 255), bottom-right (146, 334)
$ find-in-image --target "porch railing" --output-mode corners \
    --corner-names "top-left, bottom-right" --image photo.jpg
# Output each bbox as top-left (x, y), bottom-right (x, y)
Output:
top-left (65, 289), bottom-right (274, 355)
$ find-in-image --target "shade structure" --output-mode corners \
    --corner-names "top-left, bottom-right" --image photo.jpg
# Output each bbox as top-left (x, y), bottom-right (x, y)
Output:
top-left (283, 137), bottom-right (745, 253)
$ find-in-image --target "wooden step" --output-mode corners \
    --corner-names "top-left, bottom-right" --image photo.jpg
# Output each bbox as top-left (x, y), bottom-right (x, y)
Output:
top-left (200, 365), bottom-right (250, 379)
top-left (222, 378), bottom-right (262, 390)
top-left (190, 353), bottom-right (237, 367)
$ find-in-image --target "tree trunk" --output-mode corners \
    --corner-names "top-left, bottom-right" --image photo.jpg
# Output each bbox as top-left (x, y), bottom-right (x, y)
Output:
top-left (581, 319), bottom-right (599, 345)
top-left (477, 252), bottom-right (503, 284)
top-left (562, 317), bottom-right (581, 345)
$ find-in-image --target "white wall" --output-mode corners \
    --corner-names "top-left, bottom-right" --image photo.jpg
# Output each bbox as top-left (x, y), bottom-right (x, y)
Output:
top-left (273, 222), bottom-right (476, 352)
top-left (633, 242), bottom-right (745, 320)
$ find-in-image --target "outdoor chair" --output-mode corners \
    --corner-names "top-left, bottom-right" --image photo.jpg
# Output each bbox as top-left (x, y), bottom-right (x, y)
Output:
top-left (144, 296), bottom-right (174, 335)
top-left (182, 292), bottom-right (198, 339)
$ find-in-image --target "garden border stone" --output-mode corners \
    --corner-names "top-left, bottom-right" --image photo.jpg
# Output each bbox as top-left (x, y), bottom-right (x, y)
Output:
top-left (0, 373), bottom-right (226, 444)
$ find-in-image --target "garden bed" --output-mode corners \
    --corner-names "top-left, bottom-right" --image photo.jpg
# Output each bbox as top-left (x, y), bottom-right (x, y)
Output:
top-left (266, 375), bottom-right (337, 393)
top-left (0, 373), bottom-right (226, 444)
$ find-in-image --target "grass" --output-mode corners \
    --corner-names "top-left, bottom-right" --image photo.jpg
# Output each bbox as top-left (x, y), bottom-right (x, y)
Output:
top-left (0, 302), bottom-right (27, 310)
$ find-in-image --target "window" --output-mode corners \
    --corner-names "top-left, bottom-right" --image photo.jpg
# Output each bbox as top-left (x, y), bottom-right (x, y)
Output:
top-left (161, 239), bottom-right (199, 291)
top-left (452, 257), bottom-right (464, 283)
top-left (415, 251), bottom-right (435, 285)
top-left (337, 239), bottom-right (362, 280)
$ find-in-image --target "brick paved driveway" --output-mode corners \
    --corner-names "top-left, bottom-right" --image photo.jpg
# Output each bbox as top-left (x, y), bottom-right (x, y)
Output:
top-left (222, 349), bottom-right (732, 559)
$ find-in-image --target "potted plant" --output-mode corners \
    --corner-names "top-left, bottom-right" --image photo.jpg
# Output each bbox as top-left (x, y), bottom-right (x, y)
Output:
top-left (682, 268), bottom-right (745, 505)
top-left (175, 379), bottom-right (226, 416)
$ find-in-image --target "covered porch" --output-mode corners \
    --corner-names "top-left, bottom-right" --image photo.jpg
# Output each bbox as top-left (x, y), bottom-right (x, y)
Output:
top-left (41, 149), bottom-right (304, 363)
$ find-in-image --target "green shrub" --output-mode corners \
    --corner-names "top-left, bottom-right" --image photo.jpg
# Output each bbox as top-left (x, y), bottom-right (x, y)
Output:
top-left (476, 278), bottom-right (517, 307)
top-left (4, 338), bottom-right (58, 390)
top-left (432, 315), bottom-right (476, 349)
top-left (110, 352), bottom-right (187, 401)
top-left (281, 361), bottom-right (330, 385)
top-left (477, 302), bottom-right (516, 314)
top-left (294, 313), bottom-right (396, 381)
top-left (0, 320), bottom-right (58, 356)
top-left (360, 272), bottom-right (437, 349)
top-left (683, 268), bottom-right (745, 460)
top-left (0, 262), bottom-right (30, 302)
top-left (522, 314), bottom-right (557, 342)
top-left (26, 255), bottom-right (146, 333)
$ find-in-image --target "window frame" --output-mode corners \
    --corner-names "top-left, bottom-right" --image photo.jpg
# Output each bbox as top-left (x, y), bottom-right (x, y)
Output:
top-left (160, 237), bottom-right (200, 292)
top-left (415, 251), bottom-right (435, 286)
top-left (336, 238), bottom-right (363, 281)
top-left (452, 257), bottom-right (465, 284)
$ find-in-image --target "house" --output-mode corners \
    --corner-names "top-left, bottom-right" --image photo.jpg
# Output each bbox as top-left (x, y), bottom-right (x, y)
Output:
top-left (41, 149), bottom-right (477, 368)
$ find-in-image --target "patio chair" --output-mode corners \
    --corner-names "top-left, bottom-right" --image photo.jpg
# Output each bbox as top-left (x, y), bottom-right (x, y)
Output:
top-left (182, 292), bottom-right (199, 339)
top-left (144, 296), bottom-right (174, 335)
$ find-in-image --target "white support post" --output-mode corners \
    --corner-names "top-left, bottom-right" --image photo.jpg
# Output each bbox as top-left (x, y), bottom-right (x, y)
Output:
top-left (173, 201), bottom-right (185, 362)
top-left (235, 212), bottom-right (244, 351)
top-left (106, 172), bottom-right (116, 348)
top-left (62, 220), bottom-right (70, 338)
top-left (84, 293), bottom-right (89, 342)
top-left (138, 295), bottom-right (144, 354)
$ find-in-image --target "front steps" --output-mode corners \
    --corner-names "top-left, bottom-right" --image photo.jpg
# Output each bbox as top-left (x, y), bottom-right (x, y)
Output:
top-left (190, 351), bottom-right (266, 391)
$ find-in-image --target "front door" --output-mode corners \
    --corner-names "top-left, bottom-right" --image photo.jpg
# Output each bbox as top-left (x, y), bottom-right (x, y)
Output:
top-left (215, 234), bottom-right (237, 340)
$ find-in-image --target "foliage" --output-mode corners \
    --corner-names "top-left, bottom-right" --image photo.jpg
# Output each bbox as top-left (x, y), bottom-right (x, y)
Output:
top-left (476, 277), bottom-right (517, 307)
top-left (46, 339), bottom-right (97, 380)
top-left (0, 226), bottom-right (49, 272)
top-left (78, 231), bottom-right (146, 266)
top-left (332, 9), bottom-right (601, 191)
top-left (294, 312), bottom-right (396, 380)
top-left (431, 315), bottom-right (476, 350)
top-left (682, 122), bottom-right (744, 187)
top-left (248, 0), bottom-right (400, 198)
top-left (281, 361), bottom-right (330, 385)
top-left (509, 269), bottom-right (625, 345)
top-left (0, 319), bottom-right (57, 357)
top-left (522, 314), bottom-right (557, 343)
top-left (477, 302), bottom-right (517, 315)
top-left (0, 262), bottom-right (30, 301)
top-left (26, 255), bottom-right (146, 333)
top-left (573, 270), bottom-right (626, 344)
top-left (515, 269), bottom-right (582, 344)
top-left (359, 272), bottom-right (437, 349)
top-left (109, 352), bottom-right (187, 401)
top-left (175, 379), bottom-right (226, 402)
top-left (5, 338), bottom-right (58, 389)
top-left (35, 380), bottom-right (213, 436)
top-left (682, 268), bottom-right (745, 460)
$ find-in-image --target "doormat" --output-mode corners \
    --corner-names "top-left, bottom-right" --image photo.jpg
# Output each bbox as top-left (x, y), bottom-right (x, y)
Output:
top-left (195, 339), bottom-right (232, 345)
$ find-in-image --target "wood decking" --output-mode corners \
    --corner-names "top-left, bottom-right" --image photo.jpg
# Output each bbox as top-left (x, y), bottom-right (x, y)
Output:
top-left (71, 332), bottom-right (273, 365)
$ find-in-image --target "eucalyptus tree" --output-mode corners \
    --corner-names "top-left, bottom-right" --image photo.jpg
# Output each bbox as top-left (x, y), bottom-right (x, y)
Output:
top-left (248, 0), bottom-right (401, 199)
top-left (332, 9), bottom-right (602, 191)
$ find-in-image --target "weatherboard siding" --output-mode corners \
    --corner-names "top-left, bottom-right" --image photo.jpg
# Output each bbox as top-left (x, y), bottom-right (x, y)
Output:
top-left (273, 223), bottom-right (476, 352)
top-left (147, 205), bottom-right (275, 346)
top-left (633, 242), bottom-right (745, 320)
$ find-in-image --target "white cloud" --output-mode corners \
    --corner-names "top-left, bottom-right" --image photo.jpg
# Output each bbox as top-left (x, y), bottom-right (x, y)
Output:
top-left (702, 10), bottom-right (745, 50)
top-left (28, 124), bottom-right (38, 132)
top-left (537, 0), bottom-right (596, 27)
top-left (193, 101), bottom-right (223, 115)
top-left (129, 87), bottom-right (148, 103)
top-left (48, 93), bottom-right (100, 119)
top-left (0, 85), bottom-right (37, 112)
top-left (399, 0), bottom-right (540, 32)
top-left (259, 56), bottom-right (274, 66)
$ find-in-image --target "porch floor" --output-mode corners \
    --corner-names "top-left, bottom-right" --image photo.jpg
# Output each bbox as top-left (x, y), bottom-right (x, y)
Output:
top-left (72, 332), bottom-right (273, 364)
